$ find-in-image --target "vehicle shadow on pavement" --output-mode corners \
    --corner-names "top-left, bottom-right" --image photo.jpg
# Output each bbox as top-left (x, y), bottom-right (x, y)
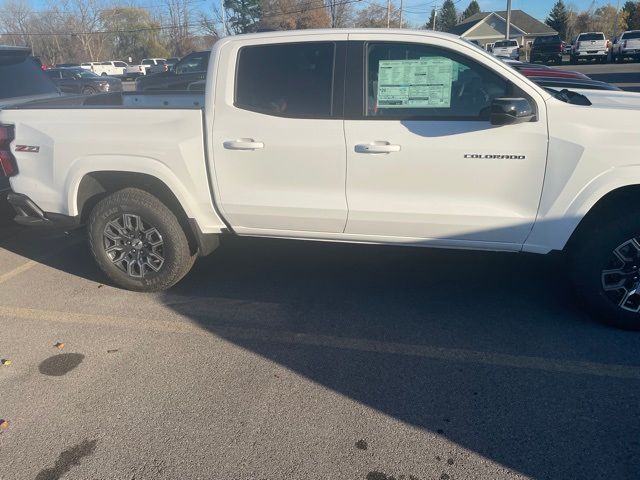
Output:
top-left (161, 237), bottom-right (639, 480)
top-left (1, 228), bottom-right (638, 479)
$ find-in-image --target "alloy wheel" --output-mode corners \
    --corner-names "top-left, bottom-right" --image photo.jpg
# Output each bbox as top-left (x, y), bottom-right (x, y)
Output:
top-left (102, 213), bottom-right (165, 278)
top-left (601, 237), bottom-right (640, 313)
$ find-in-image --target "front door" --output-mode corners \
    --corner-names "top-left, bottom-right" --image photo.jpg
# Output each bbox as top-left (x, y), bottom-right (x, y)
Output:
top-left (211, 38), bottom-right (348, 233)
top-left (343, 36), bottom-right (549, 248)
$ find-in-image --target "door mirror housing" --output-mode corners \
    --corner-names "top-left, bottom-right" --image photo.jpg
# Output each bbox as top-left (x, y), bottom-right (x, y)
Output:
top-left (490, 98), bottom-right (535, 126)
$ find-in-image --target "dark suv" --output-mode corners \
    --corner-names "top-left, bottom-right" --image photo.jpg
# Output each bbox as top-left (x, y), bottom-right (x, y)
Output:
top-left (530, 34), bottom-right (563, 64)
top-left (135, 51), bottom-right (210, 91)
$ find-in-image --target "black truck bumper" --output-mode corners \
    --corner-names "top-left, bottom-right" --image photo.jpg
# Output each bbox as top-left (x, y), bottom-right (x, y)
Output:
top-left (6, 192), bottom-right (79, 228)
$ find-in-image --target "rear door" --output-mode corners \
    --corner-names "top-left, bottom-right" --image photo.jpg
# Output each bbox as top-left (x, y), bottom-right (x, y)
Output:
top-left (211, 36), bottom-right (349, 234)
top-left (342, 34), bottom-right (548, 248)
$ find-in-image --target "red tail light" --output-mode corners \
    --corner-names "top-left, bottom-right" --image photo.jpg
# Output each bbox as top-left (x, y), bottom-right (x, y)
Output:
top-left (0, 124), bottom-right (18, 177)
top-left (623, 40), bottom-right (627, 48)
top-left (139, 65), bottom-right (143, 71)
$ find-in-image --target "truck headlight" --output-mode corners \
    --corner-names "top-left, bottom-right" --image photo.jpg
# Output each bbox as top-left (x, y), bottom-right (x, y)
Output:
top-left (98, 82), bottom-right (110, 92)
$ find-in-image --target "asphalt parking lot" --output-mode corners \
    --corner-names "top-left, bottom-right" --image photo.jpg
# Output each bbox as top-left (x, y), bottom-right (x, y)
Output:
top-left (1, 220), bottom-right (639, 480)
top-left (2, 63), bottom-right (640, 480)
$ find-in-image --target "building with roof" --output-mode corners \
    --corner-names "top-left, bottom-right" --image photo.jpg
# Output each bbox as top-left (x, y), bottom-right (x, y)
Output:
top-left (449, 10), bottom-right (557, 50)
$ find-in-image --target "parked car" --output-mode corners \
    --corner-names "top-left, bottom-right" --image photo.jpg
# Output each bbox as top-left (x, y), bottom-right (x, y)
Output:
top-left (4, 30), bottom-right (640, 330)
top-left (141, 58), bottom-right (167, 74)
top-left (530, 76), bottom-right (621, 91)
top-left (45, 67), bottom-right (122, 95)
top-left (135, 51), bottom-right (209, 91)
top-left (530, 34), bottom-right (563, 64)
top-left (120, 62), bottom-right (146, 80)
top-left (502, 59), bottom-right (589, 79)
top-left (492, 39), bottom-right (520, 60)
top-left (611, 30), bottom-right (640, 62)
top-left (571, 32), bottom-right (608, 63)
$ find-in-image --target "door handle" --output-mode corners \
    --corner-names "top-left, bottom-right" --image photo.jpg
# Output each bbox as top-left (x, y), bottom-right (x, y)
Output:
top-left (223, 139), bottom-right (264, 150)
top-left (355, 142), bottom-right (401, 154)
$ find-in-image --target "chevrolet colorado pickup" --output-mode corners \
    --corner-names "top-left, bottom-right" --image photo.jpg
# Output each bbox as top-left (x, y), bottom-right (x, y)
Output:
top-left (2, 30), bottom-right (640, 329)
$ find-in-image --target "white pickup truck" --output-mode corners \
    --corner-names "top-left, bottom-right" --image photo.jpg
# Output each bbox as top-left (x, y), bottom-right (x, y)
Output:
top-left (2, 30), bottom-right (640, 329)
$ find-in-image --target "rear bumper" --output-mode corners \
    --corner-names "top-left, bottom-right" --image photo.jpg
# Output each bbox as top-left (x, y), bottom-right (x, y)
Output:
top-left (7, 192), bottom-right (79, 228)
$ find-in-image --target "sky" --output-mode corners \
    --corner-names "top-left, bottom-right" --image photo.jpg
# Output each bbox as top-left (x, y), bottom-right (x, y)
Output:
top-left (26, 0), bottom-right (619, 30)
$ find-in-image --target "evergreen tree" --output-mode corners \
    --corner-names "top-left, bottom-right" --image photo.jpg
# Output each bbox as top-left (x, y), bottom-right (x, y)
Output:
top-left (622, 1), bottom-right (640, 30)
top-left (546, 0), bottom-right (569, 40)
top-left (224, 0), bottom-right (262, 33)
top-left (462, 0), bottom-right (480, 20)
top-left (439, 0), bottom-right (458, 32)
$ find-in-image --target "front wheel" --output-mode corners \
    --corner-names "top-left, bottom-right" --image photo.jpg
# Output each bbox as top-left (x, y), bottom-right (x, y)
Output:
top-left (569, 213), bottom-right (640, 330)
top-left (88, 188), bottom-right (196, 292)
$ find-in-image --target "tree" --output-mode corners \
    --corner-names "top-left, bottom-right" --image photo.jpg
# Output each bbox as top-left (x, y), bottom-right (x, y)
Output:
top-left (224, 0), bottom-right (262, 33)
top-left (592, 5), bottom-right (627, 39)
top-left (438, 0), bottom-right (458, 32)
top-left (101, 7), bottom-right (168, 61)
top-left (261, 0), bottom-right (330, 30)
top-left (461, 0), bottom-right (480, 20)
top-left (546, 0), bottom-right (568, 40)
top-left (325, 0), bottom-right (355, 27)
top-left (622, 1), bottom-right (640, 30)
top-left (354, 2), bottom-right (400, 28)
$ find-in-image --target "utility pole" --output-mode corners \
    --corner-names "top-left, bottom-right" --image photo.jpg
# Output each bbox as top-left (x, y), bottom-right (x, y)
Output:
top-left (432, 8), bottom-right (438, 30)
top-left (505, 0), bottom-right (512, 39)
top-left (399, 0), bottom-right (403, 28)
top-left (387, 0), bottom-right (391, 28)
top-left (221, 0), bottom-right (229, 36)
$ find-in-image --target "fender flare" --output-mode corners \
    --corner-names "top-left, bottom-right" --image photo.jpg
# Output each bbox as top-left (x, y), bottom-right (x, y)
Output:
top-left (64, 154), bottom-right (227, 235)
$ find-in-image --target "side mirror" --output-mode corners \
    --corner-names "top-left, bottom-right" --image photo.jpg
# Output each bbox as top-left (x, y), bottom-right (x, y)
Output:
top-left (490, 98), bottom-right (535, 126)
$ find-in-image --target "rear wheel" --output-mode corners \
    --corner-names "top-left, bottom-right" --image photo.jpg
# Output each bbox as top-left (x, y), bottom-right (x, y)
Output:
top-left (81, 86), bottom-right (96, 95)
top-left (569, 212), bottom-right (640, 330)
top-left (88, 188), bottom-right (196, 292)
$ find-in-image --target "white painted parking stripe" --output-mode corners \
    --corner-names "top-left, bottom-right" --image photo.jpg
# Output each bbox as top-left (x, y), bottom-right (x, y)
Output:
top-left (0, 305), bottom-right (639, 380)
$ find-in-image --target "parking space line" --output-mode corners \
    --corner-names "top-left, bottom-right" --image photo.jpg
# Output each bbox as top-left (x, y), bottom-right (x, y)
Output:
top-left (1, 305), bottom-right (639, 380)
top-left (0, 260), bottom-right (38, 285)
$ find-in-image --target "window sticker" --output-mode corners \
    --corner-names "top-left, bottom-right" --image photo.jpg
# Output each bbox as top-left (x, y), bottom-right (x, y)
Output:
top-left (376, 57), bottom-right (454, 109)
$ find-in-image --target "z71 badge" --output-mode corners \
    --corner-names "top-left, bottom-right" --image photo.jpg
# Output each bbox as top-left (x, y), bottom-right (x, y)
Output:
top-left (15, 145), bottom-right (40, 153)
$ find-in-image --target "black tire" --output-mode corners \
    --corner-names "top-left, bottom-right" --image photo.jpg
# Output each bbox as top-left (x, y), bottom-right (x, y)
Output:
top-left (570, 56), bottom-right (577, 65)
top-left (569, 212), bottom-right (640, 330)
top-left (87, 188), bottom-right (196, 292)
top-left (82, 86), bottom-right (96, 95)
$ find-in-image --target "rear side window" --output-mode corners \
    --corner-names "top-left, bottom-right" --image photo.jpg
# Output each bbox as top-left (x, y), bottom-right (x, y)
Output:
top-left (114, 61), bottom-right (127, 67)
top-left (0, 57), bottom-right (59, 100)
top-left (235, 42), bottom-right (335, 118)
top-left (579, 33), bottom-right (605, 41)
top-left (142, 59), bottom-right (153, 65)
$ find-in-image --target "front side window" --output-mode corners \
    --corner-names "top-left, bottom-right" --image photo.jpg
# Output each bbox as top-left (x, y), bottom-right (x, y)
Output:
top-left (235, 42), bottom-right (335, 118)
top-left (365, 42), bottom-right (508, 119)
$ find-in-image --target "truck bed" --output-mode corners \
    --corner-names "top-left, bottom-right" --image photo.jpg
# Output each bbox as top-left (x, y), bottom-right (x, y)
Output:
top-left (6, 91), bottom-right (205, 110)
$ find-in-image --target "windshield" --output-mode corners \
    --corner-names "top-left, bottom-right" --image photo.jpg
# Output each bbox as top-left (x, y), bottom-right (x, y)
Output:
top-left (622, 31), bottom-right (640, 39)
top-left (0, 56), bottom-right (59, 100)
top-left (494, 41), bottom-right (517, 48)
top-left (579, 33), bottom-right (605, 41)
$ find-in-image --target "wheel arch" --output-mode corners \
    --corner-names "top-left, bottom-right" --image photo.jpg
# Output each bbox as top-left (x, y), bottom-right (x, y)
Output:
top-left (564, 184), bottom-right (640, 251)
top-left (76, 171), bottom-right (218, 256)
